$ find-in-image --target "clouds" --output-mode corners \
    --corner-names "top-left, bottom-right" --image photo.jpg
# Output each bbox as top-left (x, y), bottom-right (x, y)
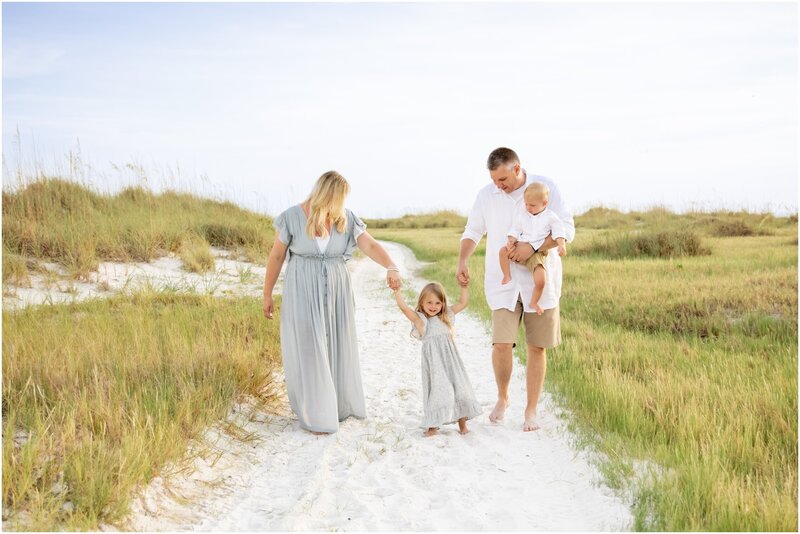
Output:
top-left (2, 2), bottom-right (797, 216)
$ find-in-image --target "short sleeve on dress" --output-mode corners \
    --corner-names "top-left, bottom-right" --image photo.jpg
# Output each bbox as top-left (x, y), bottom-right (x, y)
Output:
top-left (352, 211), bottom-right (367, 240)
top-left (273, 210), bottom-right (291, 246)
top-left (344, 209), bottom-right (367, 259)
top-left (410, 311), bottom-right (428, 340)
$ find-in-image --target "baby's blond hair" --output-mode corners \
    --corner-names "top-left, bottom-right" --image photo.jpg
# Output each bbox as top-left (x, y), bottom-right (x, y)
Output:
top-left (524, 181), bottom-right (550, 203)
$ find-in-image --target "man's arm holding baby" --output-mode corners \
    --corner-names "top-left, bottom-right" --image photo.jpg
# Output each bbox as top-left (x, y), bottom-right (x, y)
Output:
top-left (509, 180), bottom-right (574, 260)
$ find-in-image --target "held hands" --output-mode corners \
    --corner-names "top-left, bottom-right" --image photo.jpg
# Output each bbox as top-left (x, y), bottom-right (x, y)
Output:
top-left (456, 262), bottom-right (469, 287)
top-left (387, 269), bottom-right (402, 291)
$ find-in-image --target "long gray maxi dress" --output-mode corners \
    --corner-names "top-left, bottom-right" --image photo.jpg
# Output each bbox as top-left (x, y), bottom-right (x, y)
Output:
top-left (274, 205), bottom-right (367, 433)
top-left (412, 308), bottom-right (482, 429)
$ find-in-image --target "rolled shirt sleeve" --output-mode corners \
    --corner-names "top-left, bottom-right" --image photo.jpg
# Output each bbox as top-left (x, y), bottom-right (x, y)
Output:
top-left (461, 194), bottom-right (486, 244)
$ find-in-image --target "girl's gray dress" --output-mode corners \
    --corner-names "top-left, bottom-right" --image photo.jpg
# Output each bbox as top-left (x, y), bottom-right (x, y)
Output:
top-left (274, 205), bottom-right (367, 433)
top-left (412, 308), bottom-right (482, 428)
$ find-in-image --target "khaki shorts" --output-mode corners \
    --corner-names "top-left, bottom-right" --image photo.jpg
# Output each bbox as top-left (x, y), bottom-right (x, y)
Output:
top-left (491, 297), bottom-right (561, 348)
top-left (523, 249), bottom-right (548, 273)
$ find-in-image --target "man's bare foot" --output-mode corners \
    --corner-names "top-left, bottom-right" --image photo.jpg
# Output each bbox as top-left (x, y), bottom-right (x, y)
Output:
top-left (458, 417), bottom-right (469, 434)
top-left (501, 275), bottom-right (512, 285)
top-left (489, 398), bottom-right (509, 423)
top-left (423, 427), bottom-right (439, 437)
top-left (523, 408), bottom-right (541, 432)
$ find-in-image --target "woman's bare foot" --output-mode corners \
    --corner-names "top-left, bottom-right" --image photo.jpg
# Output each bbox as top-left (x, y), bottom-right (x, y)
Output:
top-left (523, 408), bottom-right (540, 432)
top-left (423, 427), bottom-right (439, 437)
top-left (457, 417), bottom-right (469, 434)
top-left (489, 397), bottom-right (509, 423)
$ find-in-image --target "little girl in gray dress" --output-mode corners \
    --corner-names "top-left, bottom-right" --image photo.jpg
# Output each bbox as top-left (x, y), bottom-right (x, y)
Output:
top-left (393, 282), bottom-right (482, 437)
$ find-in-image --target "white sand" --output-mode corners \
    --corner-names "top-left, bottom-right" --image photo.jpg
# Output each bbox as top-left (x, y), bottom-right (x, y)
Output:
top-left (115, 241), bottom-right (633, 531)
top-left (2, 248), bottom-right (275, 311)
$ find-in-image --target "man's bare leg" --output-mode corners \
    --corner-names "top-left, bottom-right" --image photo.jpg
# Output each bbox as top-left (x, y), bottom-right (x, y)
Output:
top-left (490, 343), bottom-right (513, 422)
top-left (524, 345), bottom-right (546, 431)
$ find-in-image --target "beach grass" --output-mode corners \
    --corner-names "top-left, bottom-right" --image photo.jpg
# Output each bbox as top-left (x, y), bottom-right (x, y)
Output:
top-left (2, 292), bottom-right (282, 530)
top-left (369, 210), bottom-right (798, 531)
top-left (2, 177), bottom-right (283, 529)
top-left (2, 178), bottom-right (275, 279)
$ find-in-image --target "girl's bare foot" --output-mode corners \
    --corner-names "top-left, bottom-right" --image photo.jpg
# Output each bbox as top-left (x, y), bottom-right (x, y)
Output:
top-left (423, 427), bottom-right (439, 437)
top-left (458, 417), bottom-right (469, 434)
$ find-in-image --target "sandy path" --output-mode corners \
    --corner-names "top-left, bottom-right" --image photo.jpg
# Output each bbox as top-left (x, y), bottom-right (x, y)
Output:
top-left (121, 241), bottom-right (633, 531)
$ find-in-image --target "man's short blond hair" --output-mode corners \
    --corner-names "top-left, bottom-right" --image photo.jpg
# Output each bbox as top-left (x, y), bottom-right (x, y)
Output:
top-left (524, 181), bottom-right (550, 203)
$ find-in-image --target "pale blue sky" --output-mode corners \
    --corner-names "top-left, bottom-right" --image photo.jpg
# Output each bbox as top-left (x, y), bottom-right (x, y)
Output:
top-left (2, 2), bottom-right (797, 217)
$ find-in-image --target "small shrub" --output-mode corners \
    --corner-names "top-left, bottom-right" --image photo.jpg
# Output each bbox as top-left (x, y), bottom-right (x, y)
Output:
top-left (2, 249), bottom-right (31, 286)
top-left (180, 239), bottom-right (215, 273)
top-left (713, 220), bottom-right (754, 237)
top-left (576, 230), bottom-right (711, 259)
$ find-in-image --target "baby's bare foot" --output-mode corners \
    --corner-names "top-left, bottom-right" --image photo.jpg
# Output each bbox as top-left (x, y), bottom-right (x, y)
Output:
top-left (489, 398), bottom-right (509, 423)
top-left (501, 275), bottom-right (512, 285)
top-left (423, 427), bottom-right (439, 437)
top-left (529, 302), bottom-right (543, 315)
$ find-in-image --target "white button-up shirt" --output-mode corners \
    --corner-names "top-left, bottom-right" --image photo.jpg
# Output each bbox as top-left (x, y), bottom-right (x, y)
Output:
top-left (461, 171), bottom-right (576, 313)
top-left (508, 207), bottom-right (567, 250)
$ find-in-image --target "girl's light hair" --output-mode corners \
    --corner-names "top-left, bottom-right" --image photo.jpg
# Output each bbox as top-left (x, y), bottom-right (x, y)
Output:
top-left (524, 181), bottom-right (550, 203)
top-left (415, 282), bottom-right (454, 332)
top-left (306, 171), bottom-right (350, 239)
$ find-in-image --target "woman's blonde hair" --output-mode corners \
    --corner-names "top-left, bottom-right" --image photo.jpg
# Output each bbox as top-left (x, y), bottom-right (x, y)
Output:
top-left (415, 282), bottom-right (454, 332)
top-left (306, 171), bottom-right (350, 239)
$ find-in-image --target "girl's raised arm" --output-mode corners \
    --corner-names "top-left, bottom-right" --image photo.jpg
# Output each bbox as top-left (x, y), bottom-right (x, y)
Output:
top-left (450, 285), bottom-right (469, 315)
top-left (393, 289), bottom-right (425, 335)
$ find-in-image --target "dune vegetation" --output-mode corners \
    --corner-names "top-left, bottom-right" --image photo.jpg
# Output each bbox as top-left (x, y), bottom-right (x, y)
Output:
top-left (2, 178), bottom-right (274, 281)
top-left (368, 208), bottom-right (798, 531)
top-left (2, 178), bottom-right (282, 530)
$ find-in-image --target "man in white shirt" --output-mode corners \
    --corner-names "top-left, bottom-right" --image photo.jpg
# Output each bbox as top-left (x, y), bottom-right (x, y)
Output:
top-left (457, 147), bottom-right (575, 431)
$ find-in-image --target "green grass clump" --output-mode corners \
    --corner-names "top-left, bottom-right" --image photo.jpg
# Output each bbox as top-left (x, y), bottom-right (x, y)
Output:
top-left (2, 292), bottom-right (282, 530)
top-left (574, 230), bottom-right (711, 259)
top-left (712, 220), bottom-right (755, 237)
top-left (179, 238), bottom-right (216, 273)
top-left (370, 208), bottom-right (798, 531)
top-left (2, 246), bottom-right (31, 286)
top-left (2, 178), bottom-right (275, 278)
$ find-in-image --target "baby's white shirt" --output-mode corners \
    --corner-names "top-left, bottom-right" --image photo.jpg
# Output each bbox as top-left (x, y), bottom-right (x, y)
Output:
top-left (508, 207), bottom-right (567, 250)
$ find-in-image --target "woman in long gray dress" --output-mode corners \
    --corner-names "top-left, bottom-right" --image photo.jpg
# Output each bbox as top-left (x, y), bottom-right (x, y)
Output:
top-left (262, 171), bottom-right (402, 434)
